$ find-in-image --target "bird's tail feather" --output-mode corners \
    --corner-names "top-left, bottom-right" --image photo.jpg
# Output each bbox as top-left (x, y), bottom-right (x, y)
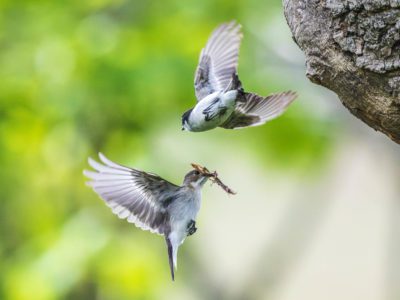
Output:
top-left (165, 237), bottom-right (175, 281)
top-left (173, 245), bottom-right (178, 270)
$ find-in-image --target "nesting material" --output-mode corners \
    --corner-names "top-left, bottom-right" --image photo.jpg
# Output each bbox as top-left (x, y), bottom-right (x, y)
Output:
top-left (191, 163), bottom-right (236, 195)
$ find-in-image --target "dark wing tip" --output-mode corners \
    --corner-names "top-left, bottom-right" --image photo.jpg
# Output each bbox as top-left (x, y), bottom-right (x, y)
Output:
top-left (283, 91), bottom-right (298, 106)
top-left (284, 90), bottom-right (298, 99)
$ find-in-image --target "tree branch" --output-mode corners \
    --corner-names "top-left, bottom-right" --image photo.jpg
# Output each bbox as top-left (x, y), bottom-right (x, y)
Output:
top-left (283, 0), bottom-right (400, 144)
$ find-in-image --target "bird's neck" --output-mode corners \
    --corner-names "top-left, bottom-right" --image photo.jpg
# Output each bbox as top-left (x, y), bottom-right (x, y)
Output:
top-left (185, 182), bottom-right (204, 191)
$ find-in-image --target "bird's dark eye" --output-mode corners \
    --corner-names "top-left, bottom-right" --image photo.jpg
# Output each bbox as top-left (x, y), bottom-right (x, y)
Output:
top-left (194, 171), bottom-right (200, 175)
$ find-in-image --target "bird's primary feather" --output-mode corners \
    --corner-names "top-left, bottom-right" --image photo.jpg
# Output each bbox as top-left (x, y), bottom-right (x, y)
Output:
top-left (194, 21), bottom-right (243, 101)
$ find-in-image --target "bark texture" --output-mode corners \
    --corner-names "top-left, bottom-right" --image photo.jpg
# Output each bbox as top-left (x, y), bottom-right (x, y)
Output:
top-left (283, 0), bottom-right (400, 144)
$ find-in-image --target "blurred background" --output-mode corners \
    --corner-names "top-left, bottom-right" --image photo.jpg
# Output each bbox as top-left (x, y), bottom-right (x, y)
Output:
top-left (1, 0), bottom-right (399, 299)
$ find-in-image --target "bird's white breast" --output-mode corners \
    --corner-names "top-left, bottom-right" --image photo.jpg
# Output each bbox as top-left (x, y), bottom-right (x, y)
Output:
top-left (188, 90), bottom-right (237, 131)
top-left (169, 189), bottom-right (201, 222)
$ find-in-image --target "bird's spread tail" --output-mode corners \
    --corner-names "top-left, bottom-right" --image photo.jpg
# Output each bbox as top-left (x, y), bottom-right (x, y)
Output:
top-left (220, 91), bottom-right (297, 129)
top-left (165, 237), bottom-right (175, 281)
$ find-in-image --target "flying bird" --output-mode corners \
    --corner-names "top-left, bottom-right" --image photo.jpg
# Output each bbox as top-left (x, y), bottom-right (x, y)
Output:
top-left (83, 153), bottom-right (214, 281)
top-left (182, 21), bottom-right (297, 132)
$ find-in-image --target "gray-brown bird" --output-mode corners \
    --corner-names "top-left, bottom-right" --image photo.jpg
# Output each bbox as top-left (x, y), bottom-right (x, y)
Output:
top-left (182, 21), bottom-right (297, 132)
top-left (83, 153), bottom-right (212, 281)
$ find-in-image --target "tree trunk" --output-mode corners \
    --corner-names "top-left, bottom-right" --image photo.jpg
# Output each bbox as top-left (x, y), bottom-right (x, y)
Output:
top-left (283, 0), bottom-right (400, 144)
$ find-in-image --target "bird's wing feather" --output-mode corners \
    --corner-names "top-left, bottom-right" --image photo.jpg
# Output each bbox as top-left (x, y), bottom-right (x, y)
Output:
top-left (84, 153), bottom-right (180, 235)
top-left (220, 91), bottom-right (297, 129)
top-left (194, 21), bottom-right (243, 101)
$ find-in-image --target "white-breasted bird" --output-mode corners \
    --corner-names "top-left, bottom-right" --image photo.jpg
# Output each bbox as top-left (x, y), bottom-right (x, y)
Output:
top-left (83, 153), bottom-right (213, 281)
top-left (182, 21), bottom-right (297, 132)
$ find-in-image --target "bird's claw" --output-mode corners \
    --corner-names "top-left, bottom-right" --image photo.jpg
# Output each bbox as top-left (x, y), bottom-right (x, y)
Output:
top-left (187, 220), bottom-right (197, 236)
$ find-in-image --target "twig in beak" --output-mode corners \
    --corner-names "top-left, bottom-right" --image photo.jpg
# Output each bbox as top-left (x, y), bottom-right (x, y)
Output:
top-left (191, 163), bottom-right (236, 195)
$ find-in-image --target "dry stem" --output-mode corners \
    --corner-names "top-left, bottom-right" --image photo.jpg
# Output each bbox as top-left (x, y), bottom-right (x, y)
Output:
top-left (191, 163), bottom-right (236, 195)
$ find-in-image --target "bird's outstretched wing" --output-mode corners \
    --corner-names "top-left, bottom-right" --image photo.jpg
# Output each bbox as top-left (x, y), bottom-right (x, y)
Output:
top-left (84, 153), bottom-right (180, 235)
top-left (220, 91), bottom-right (297, 129)
top-left (194, 21), bottom-right (243, 101)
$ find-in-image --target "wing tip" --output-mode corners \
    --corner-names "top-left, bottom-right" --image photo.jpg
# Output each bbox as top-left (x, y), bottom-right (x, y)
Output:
top-left (225, 20), bottom-right (241, 29)
top-left (98, 152), bottom-right (106, 161)
top-left (83, 169), bottom-right (98, 179)
top-left (286, 90), bottom-right (298, 99)
top-left (88, 157), bottom-right (99, 169)
top-left (87, 153), bottom-right (109, 169)
top-left (269, 90), bottom-right (298, 108)
top-left (206, 20), bottom-right (243, 49)
top-left (220, 20), bottom-right (242, 36)
top-left (282, 90), bottom-right (298, 105)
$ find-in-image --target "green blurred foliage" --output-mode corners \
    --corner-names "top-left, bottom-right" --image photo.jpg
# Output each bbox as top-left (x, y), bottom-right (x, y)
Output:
top-left (0, 0), bottom-right (337, 299)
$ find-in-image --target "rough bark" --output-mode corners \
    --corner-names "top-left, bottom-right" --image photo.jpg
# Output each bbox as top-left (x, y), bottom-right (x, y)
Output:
top-left (283, 0), bottom-right (400, 144)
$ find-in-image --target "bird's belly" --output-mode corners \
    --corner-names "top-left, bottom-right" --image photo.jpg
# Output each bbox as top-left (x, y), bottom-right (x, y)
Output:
top-left (168, 193), bottom-right (201, 244)
top-left (169, 219), bottom-right (191, 246)
top-left (189, 91), bottom-right (237, 132)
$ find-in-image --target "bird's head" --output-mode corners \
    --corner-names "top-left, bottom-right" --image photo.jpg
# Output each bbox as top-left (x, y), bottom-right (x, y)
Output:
top-left (181, 108), bottom-right (193, 131)
top-left (183, 169), bottom-right (210, 189)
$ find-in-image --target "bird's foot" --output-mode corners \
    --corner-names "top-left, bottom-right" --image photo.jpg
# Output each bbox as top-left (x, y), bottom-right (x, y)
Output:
top-left (187, 220), bottom-right (197, 236)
